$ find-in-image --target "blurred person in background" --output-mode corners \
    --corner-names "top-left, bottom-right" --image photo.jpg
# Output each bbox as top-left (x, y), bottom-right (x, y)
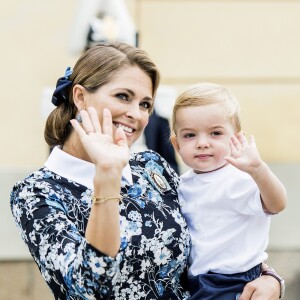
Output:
top-left (69, 0), bottom-right (180, 173)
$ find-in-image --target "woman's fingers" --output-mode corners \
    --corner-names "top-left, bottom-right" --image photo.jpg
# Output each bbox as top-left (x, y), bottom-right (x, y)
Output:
top-left (70, 119), bottom-right (87, 139)
top-left (238, 282), bottom-right (255, 299)
top-left (115, 127), bottom-right (127, 146)
top-left (71, 107), bottom-right (121, 144)
top-left (102, 108), bottom-right (113, 136)
top-left (80, 109), bottom-right (96, 134)
top-left (87, 107), bottom-right (101, 134)
top-left (70, 109), bottom-right (100, 138)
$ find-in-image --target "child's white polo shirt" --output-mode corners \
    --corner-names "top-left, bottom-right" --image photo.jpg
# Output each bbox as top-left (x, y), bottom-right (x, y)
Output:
top-left (179, 164), bottom-right (269, 276)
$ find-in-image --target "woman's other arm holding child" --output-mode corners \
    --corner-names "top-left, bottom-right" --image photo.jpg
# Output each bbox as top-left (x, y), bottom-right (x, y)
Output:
top-left (225, 132), bottom-right (287, 214)
top-left (239, 275), bottom-right (281, 300)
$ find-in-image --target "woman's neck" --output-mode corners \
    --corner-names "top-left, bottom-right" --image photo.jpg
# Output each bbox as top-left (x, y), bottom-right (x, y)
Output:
top-left (62, 131), bottom-right (91, 163)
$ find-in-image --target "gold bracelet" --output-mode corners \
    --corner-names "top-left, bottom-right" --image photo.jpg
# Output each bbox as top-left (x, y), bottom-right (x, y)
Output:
top-left (92, 194), bottom-right (121, 204)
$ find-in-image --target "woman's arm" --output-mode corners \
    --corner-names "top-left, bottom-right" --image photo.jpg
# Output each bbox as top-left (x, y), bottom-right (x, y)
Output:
top-left (71, 107), bottom-right (129, 257)
top-left (10, 179), bottom-right (121, 299)
top-left (239, 263), bottom-right (285, 300)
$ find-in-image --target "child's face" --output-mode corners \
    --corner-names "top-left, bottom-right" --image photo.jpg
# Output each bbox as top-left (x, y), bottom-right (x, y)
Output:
top-left (172, 103), bottom-right (236, 173)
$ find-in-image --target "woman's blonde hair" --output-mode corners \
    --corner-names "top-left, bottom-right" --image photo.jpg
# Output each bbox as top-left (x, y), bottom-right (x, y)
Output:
top-left (45, 42), bottom-right (160, 146)
top-left (171, 82), bottom-right (241, 135)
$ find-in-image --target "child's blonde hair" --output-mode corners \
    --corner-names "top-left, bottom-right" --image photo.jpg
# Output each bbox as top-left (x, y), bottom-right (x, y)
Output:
top-left (171, 82), bottom-right (241, 135)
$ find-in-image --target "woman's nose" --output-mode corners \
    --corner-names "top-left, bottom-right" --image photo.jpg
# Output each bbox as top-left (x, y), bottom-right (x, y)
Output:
top-left (126, 103), bottom-right (141, 120)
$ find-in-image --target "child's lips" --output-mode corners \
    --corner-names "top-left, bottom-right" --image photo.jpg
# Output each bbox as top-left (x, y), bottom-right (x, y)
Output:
top-left (195, 154), bottom-right (212, 159)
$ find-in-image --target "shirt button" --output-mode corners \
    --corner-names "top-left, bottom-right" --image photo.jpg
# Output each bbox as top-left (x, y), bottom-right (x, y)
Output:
top-left (195, 224), bottom-right (201, 230)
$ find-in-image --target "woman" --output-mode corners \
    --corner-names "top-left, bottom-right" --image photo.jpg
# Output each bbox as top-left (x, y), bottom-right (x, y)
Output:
top-left (10, 42), bottom-right (282, 299)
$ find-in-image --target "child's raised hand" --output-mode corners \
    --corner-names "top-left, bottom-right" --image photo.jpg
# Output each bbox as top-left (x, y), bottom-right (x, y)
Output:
top-left (224, 132), bottom-right (263, 174)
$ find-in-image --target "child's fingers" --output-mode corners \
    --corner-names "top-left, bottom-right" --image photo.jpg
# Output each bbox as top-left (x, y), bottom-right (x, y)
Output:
top-left (236, 131), bottom-right (247, 146)
top-left (231, 135), bottom-right (242, 151)
top-left (229, 139), bottom-right (236, 153)
top-left (224, 155), bottom-right (238, 168)
top-left (248, 134), bottom-right (256, 147)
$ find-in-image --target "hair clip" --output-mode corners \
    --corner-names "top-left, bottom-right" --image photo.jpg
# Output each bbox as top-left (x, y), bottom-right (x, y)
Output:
top-left (51, 67), bottom-right (73, 106)
top-left (64, 66), bottom-right (72, 78)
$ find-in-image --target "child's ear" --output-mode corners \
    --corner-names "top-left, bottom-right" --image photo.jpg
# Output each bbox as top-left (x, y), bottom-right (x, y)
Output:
top-left (170, 136), bottom-right (180, 152)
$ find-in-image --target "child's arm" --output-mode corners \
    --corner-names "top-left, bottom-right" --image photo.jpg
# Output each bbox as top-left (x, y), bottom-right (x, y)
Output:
top-left (225, 132), bottom-right (287, 213)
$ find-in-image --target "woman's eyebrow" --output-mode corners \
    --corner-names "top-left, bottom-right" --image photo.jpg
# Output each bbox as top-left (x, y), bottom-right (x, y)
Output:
top-left (118, 88), bottom-right (153, 101)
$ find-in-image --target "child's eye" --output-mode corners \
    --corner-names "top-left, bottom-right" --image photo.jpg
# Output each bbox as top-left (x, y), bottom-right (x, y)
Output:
top-left (116, 93), bottom-right (129, 101)
top-left (211, 131), bottom-right (222, 136)
top-left (183, 133), bottom-right (195, 138)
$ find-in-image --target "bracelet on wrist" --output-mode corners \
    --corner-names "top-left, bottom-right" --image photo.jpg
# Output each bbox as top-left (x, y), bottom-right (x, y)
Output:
top-left (261, 268), bottom-right (285, 299)
top-left (92, 194), bottom-right (121, 204)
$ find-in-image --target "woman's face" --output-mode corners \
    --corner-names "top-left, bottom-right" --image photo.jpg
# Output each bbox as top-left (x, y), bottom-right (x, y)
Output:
top-left (84, 65), bottom-right (153, 147)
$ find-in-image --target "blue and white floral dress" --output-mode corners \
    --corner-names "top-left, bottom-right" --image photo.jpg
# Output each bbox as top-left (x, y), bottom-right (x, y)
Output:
top-left (10, 147), bottom-right (191, 300)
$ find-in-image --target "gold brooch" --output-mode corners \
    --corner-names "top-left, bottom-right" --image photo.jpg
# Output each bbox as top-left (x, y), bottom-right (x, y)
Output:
top-left (148, 170), bottom-right (169, 193)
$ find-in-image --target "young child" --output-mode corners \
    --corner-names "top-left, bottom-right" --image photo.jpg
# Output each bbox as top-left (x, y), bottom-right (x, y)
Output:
top-left (170, 83), bottom-right (287, 300)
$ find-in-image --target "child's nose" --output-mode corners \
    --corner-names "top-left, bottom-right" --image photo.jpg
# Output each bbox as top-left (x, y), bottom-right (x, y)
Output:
top-left (196, 136), bottom-right (209, 148)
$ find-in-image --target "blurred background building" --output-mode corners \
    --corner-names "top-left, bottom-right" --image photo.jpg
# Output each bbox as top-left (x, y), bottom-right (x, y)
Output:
top-left (0, 0), bottom-right (299, 299)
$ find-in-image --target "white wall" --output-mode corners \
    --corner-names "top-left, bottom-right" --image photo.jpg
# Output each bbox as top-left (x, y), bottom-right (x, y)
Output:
top-left (1, 0), bottom-right (299, 259)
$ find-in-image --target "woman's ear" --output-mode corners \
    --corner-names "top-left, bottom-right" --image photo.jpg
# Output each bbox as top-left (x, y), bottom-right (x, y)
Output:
top-left (73, 84), bottom-right (86, 110)
top-left (170, 135), bottom-right (180, 152)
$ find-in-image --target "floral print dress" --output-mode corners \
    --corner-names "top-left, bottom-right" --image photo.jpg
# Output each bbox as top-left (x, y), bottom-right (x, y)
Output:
top-left (10, 149), bottom-right (191, 300)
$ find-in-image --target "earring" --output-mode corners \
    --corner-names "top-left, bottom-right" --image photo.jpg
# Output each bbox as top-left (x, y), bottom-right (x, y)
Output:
top-left (76, 112), bottom-right (82, 123)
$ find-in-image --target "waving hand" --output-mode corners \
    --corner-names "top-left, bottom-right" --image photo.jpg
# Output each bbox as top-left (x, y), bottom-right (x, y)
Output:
top-left (224, 132), bottom-right (262, 173)
top-left (70, 107), bottom-right (129, 171)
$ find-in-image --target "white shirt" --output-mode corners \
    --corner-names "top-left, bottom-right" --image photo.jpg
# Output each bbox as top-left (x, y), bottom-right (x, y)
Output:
top-left (44, 146), bottom-right (132, 189)
top-left (179, 164), bottom-right (269, 275)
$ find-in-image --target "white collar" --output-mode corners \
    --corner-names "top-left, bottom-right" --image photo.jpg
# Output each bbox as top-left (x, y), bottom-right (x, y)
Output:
top-left (181, 164), bottom-right (232, 183)
top-left (44, 146), bottom-right (132, 189)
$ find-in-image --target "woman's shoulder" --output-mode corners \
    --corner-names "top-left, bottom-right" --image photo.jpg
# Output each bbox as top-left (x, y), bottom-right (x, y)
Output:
top-left (11, 167), bottom-right (84, 202)
top-left (130, 150), bottom-right (180, 187)
top-left (130, 149), bottom-right (162, 163)
top-left (131, 150), bottom-right (177, 174)
top-left (12, 167), bottom-right (62, 190)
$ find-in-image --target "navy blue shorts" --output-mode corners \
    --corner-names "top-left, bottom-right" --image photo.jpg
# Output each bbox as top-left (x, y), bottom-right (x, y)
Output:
top-left (188, 264), bottom-right (261, 300)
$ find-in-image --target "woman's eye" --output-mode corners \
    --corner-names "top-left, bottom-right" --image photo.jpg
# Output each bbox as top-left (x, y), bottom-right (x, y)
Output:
top-left (116, 93), bottom-right (129, 101)
top-left (140, 101), bottom-right (151, 110)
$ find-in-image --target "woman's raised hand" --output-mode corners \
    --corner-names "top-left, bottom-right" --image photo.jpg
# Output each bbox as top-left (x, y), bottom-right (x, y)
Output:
top-left (70, 107), bottom-right (129, 172)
